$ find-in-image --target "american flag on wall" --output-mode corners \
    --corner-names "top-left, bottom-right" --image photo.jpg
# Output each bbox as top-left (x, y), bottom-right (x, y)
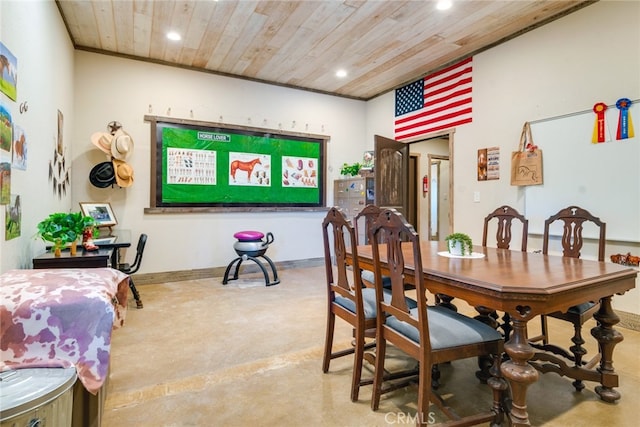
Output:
top-left (394, 57), bottom-right (473, 141)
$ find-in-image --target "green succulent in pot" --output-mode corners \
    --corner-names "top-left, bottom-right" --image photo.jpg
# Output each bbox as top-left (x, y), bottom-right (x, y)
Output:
top-left (445, 232), bottom-right (473, 256)
top-left (36, 212), bottom-right (97, 252)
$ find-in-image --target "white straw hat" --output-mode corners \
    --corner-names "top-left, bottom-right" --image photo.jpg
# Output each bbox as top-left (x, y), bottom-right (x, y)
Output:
top-left (110, 129), bottom-right (134, 160)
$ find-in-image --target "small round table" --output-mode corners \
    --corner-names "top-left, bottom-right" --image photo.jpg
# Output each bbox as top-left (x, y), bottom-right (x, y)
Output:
top-left (222, 231), bottom-right (280, 287)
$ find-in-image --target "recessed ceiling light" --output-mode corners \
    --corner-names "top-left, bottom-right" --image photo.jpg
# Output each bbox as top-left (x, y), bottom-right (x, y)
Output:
top-left (436, 0), bottom-right (452, 11)
top-left (336, 69), bottom-right (347, 78)
top-left (167, 31), bottom-right (182, 41)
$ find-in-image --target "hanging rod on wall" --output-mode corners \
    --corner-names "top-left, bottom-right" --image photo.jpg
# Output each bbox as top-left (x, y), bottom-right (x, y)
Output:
top-left (529, 98), bottom-right (640, 125)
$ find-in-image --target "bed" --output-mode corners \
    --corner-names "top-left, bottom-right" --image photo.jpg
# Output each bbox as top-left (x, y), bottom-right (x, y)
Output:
top-left (0, 268), bottom-right (129, 395)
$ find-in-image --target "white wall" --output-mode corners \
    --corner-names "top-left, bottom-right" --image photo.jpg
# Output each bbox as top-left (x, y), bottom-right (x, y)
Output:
top-left (71, 53), bottom-right (368, 273)
top-left (367, 0), bottom-right (640, 314)
top-left (0, 0), bottom-right (75, 271)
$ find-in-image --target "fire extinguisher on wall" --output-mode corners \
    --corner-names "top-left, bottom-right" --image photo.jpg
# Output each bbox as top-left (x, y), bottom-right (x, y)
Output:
top-left (423, 175), bottom-right (429, 197)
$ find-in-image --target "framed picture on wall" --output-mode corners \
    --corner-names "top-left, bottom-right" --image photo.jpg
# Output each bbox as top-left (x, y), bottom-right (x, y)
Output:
top-left (79, 202), bottom-right (118, 227)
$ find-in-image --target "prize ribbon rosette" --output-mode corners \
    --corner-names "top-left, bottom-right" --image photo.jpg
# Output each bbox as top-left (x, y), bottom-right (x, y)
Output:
top-left (615, 98), bottom-right (634, 140)
top-left (592, 102), bottom-right (607, 143)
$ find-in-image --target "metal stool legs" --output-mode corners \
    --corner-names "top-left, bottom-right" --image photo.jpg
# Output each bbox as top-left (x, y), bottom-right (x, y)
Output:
top-left (222, 254), bottom-right (280, 286)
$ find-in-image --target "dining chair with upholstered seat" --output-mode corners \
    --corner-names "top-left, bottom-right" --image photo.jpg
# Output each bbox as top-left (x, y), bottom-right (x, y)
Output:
top-left (479, 205), bottom-right (529, 339)
top-left (530, 205), bottom-right (606, 391)
top-left (322, 207), bottom-right (376, 402)
top-left (354, 204), bottom-right (391, 289)
top-left (116, 233), bottom-right (147, 309)
top-left (482, 205), bottom-right (528, 252)
top-left (369, 208), bottom-right (506, 425)
top-left (322, 207), bottom-right (416, 402)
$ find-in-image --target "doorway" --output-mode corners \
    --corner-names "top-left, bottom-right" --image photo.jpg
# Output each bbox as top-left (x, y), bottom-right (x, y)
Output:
top-left (427, 155), bottom-right (450, 241)
top-left (409, 134), bottom-right (453, 241)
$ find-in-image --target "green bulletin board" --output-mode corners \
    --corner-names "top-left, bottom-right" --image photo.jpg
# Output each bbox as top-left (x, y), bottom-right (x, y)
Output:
top-left (150, 118), bottom-right (326, 208)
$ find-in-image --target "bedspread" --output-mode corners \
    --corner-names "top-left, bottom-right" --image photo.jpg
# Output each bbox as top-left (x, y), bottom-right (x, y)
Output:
top-left (0, 268), bottom-right (129, 394)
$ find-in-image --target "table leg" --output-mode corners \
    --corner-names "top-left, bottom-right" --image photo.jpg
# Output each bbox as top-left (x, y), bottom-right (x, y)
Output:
top-left (591, 295), bottom-right (624, 403)
top-left (501, 316), bottom-right (539, 426)
top-left (111, 248), bottom-right (119, 268)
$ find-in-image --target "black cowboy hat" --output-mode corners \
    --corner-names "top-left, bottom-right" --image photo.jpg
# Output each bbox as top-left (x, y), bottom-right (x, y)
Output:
top-left (89, 161), bottom-right (116, 188)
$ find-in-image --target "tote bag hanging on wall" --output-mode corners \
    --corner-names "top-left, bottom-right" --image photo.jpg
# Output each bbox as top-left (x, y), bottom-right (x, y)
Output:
top-left (510, 122), bottom-right (543, 186)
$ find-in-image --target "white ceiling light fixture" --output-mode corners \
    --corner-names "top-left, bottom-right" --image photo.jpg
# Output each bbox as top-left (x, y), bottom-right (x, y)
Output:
top-left (436, 0), bottom-right (452, 11)
top-left (336, 69), bottom-right (347, 78)
top-left (167, 31), bottom-right (182, 41)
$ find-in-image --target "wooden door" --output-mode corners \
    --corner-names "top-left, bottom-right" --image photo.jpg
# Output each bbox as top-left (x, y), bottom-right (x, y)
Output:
top-left (374, 135), bottom-right (409, 219)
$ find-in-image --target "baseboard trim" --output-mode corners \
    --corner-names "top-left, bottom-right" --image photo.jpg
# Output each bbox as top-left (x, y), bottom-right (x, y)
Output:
top-left (130, 257), bottom-right (324, 286)
top-left (618, 310), bottom-right (640, 332)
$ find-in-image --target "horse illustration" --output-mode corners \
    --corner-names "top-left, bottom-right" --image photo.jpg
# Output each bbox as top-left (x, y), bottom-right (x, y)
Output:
top-left (0, 54), bottom-right (16, 84)
top-left (13, 133), bottom-right (25, 165)
top-left (0, 55), bottom-right (9, 79)
top-left (230, 158), bottom-right (261, 182)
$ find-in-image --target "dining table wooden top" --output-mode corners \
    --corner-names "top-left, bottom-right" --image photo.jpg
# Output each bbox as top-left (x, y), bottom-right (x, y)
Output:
top-left (355, 240), bottom-right (637, 320)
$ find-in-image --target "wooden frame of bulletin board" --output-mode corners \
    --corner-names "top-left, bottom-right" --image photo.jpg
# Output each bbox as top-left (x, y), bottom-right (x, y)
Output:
top-left (144, 116), bottom-right (328, 212)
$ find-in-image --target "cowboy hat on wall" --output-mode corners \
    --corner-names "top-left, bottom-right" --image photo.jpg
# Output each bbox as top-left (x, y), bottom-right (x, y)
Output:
top-left (89, 161), bottom-right (116, 188)
top-left (112, 158), bottom-right (134, 188)
top-left (89, 122), bottom-right (135, 188)
top-left (110, 128), bottom-right (134, 160)
top-left (91, 132), bottom-right (113, 155)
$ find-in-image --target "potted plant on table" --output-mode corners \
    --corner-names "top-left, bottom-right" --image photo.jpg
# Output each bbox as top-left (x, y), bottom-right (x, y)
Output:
top-left (445, 232), bottom-right (473, 256)
top-left (36, 212), bottom-right (96, 256)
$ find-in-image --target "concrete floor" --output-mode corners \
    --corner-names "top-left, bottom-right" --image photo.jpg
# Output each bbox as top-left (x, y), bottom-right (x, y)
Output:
top-left (103, 266), bottom-right (640, 426)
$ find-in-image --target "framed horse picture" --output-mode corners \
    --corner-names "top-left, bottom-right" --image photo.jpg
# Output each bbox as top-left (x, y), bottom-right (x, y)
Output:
top-left (147, 116), bottom-right (327, 210)
top-left (79, 202), bottom-right (118, 228)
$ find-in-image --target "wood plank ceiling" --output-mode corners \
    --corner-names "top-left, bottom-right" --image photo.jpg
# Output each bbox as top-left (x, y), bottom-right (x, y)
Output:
top-left (56, 0), bottom-right (596, 100)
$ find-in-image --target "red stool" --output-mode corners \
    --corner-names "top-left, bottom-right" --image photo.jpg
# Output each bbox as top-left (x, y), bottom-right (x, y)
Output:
top-left (222, 231), bottom-right (280, 286)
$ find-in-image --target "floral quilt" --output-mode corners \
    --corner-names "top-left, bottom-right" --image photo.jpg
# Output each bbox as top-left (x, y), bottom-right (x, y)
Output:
top-left (0, 268), bottom-right (129, 394)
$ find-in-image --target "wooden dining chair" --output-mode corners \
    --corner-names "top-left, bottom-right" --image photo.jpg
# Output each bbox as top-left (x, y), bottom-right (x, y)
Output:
top-left (354, 205), bottom-right (391, 289)
top-left (482, 205), bottom-right (528, 252)
top-left (322, 207), bottom-right (375, 402)
top-left (369, 208), bottom-right (506, 425)
top-left (478, 205), bottom-right (529, 339)
top-left (531, 205), bottom-right (606, 392)
top-left (322, 207), bottom-right (418, 401)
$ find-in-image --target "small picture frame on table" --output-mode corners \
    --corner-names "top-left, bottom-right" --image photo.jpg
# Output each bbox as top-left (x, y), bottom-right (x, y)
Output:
top-left (79, 202), bottom-right (117, 232)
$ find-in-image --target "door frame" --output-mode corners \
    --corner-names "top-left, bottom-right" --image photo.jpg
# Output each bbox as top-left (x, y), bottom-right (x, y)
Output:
top-left (406, 130), bottom-right (454, 240)
top-left (427, 154), bottom-right (449, 241)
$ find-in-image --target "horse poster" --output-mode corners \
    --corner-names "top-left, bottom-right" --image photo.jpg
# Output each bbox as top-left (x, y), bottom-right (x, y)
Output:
top-left (151, 117), bottom-right (325, 208)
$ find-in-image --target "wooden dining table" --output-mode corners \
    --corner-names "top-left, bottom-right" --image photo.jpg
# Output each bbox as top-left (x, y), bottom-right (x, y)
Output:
top-left (354, 240), bottom-right (637, 426)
